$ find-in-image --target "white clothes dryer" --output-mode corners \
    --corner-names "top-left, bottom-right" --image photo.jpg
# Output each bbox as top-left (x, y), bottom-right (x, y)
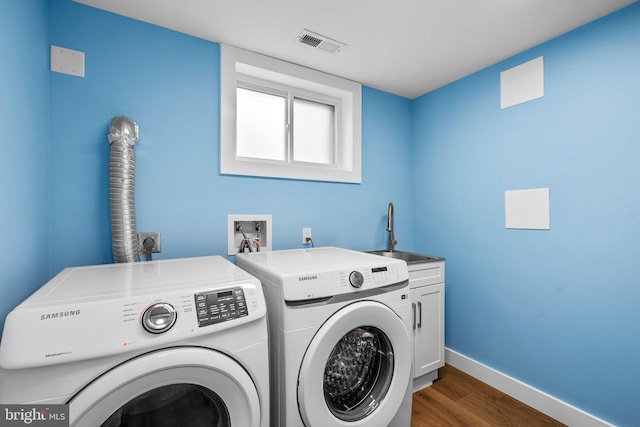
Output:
top-left (0, 256), bottom-right (269, 427)
top-left (236, 247), bottom-right (413, 427)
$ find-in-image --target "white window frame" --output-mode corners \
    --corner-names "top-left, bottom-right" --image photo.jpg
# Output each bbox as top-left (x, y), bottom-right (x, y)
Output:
top-left (221, 44), bottom-right (362, 183)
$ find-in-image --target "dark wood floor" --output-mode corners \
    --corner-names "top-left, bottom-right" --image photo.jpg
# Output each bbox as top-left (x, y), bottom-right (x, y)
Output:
top-left (411, 365), bottom-right (566, 427)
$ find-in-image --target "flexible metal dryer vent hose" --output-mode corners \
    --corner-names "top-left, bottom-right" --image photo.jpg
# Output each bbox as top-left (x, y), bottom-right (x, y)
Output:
top-left (108, 116), bottom-right (140, 263)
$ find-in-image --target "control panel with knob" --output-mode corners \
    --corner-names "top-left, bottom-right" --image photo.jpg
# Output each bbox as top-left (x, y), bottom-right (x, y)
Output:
top-left (349, 271), bottom-right (364, 288)
top-left (142, 302), bottom-right (177, 334)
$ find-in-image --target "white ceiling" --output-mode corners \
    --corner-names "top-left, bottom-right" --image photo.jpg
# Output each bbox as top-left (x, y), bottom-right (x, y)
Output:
top-left (73, 0), bottom-right (636, 99)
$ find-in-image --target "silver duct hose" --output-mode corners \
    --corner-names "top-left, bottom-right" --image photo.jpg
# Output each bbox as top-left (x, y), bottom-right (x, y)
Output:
top-left (108, 116), bottom-right (140, 263)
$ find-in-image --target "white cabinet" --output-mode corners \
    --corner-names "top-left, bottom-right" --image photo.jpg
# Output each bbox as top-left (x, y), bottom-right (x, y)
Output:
top-left (409, 260), bottom-right (445, 392)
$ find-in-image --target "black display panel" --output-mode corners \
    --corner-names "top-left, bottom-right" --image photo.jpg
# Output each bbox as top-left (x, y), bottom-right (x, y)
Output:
top-left (194, 287), bottom-right (248, 327)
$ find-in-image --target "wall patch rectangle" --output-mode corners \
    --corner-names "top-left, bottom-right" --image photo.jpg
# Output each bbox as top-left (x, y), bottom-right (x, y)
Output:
top-left (500, 56), bottom-right (543, 109)
top-left (51, 45), bottom-right (85, 77)
top-left (505, 188), bottom-right (550, 230)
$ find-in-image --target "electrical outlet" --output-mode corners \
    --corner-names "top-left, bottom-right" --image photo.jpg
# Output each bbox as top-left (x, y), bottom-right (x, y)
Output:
top-left (302, 228), bottom-right (312, 244)
top-left (138, 232), bottom-right (161, 254)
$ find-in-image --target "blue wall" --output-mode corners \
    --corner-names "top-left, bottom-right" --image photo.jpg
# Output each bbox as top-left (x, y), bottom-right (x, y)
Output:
top-left (412, 4), bottom-right (640, 426)
top-left (0, 0), bottom-right (50, 336)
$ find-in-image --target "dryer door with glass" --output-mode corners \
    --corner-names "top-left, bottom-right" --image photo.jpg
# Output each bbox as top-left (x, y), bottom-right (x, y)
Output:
top-left (298, 301), bottom-right (412, 427)
top-left (69, 347), bottom-right (261, 427)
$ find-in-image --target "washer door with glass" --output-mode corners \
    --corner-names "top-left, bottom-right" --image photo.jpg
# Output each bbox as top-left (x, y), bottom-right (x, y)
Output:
top-left (297, 301), bottom-right (412, 427)
top-left (68, 347), bottom-right (261, 427)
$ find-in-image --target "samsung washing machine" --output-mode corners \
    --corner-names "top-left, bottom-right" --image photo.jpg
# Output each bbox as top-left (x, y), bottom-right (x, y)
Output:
top-left (0, 256), bottom-right (269, 427)
top-left (236, 246), bottom-right (413, 427)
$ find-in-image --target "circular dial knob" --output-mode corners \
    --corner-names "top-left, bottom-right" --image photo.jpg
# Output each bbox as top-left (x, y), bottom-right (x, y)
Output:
top-left (349, 271), bottom-right (364, 288)
top-left (142, 303), bottom-right (177, 334)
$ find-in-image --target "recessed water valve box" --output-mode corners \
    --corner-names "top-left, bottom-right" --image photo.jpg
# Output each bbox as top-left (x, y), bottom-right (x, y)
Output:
top-left (228, 215), bottom-right (272, 255)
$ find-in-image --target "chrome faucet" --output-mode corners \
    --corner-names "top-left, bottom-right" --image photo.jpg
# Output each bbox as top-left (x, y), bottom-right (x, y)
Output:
top-left (387, 202), bottom-right (397, 252)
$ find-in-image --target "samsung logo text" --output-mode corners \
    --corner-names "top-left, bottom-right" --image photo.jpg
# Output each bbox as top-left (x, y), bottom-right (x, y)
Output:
top-left (298, 275), bottom-right (318, 281)
top-left (40, 310), bottom-right (80, 321)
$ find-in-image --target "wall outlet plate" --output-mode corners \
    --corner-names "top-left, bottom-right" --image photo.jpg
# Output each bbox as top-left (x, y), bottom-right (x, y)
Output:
top-left (302, 228), bottom-right (312, 244)
top-left (138, 232), bottom-right (161, 253)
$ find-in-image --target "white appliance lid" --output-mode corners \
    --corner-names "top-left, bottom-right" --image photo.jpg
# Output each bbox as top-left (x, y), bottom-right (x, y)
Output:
top-left (236, 246), bottom-right (406, 277)
top-left (19, 256), bottom-right (256, 307)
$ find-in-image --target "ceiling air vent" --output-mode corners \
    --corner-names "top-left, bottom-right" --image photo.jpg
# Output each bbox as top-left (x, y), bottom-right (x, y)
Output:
top-left (296, 29), bottom-right (345, 54)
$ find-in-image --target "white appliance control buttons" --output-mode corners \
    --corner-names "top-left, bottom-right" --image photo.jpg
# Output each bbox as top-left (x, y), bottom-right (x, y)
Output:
top-left (195, 287), bottom-right (249, 327)
top-left (372, 266), bottom-right (389, 282)
top-left (349, 271), bottom-right (364, 288)
top-left (142, 303), bottom-right (177, 334)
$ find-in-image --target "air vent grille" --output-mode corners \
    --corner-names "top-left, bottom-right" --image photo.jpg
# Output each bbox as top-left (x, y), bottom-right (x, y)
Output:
top-left (296, 30), bottom-right (345, 54)
top-left (300, 34), bottom-right (323, 48)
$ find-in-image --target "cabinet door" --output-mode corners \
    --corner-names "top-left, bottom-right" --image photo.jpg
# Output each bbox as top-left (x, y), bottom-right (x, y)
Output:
top-left (413, 282), bottom-right (444, 378)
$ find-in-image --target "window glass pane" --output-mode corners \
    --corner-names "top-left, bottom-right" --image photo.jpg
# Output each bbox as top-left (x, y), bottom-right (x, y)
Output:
top-left (236, 87), bottom-right (286, 161)
top-left (102, 383), bottom-right (230, 427)
top-left (293, 98), bottom-right (334, 165)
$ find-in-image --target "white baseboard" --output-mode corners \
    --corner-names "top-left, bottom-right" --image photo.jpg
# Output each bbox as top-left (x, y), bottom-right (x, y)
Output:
top-left (445, 348), bottom-right (613, 427)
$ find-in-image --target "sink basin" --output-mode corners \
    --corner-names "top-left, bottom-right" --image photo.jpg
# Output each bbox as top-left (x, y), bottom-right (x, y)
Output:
top-left (367, 250), bottom-right (442, 264)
